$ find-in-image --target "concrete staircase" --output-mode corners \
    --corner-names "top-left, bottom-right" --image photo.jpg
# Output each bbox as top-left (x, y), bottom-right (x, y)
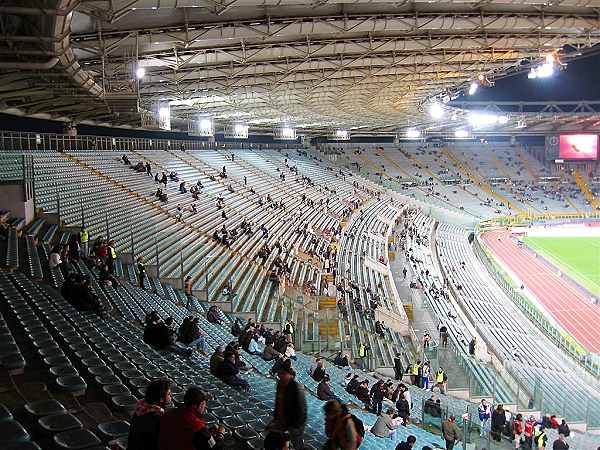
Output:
top-left (573, 169), bottom-right (600, 211)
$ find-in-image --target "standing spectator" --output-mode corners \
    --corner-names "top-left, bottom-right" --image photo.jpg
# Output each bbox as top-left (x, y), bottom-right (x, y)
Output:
top-left (395, 435), bottom-right (416, 450)
top-left (478, 399), bottom-right (491, 437)
top-left (491, 404), bottom-right (506, 442)
top-left (441, 416), bottom-right (461, 450)
top-left (158, 387), bottom-right (224, 450)
top-left (393, 353), bottom-right (404, 381)
top-left (184, 276), bottom-right (193, 310)
top-left (107, 239), bottom-right (118, 274)
top-left (557, 420), bottom-right (570, 438)
top-left (535, 428), bottom-right (548, 450)
top-left (512, 413), bottom-right (524, 449)
top-left (469, 337), bottom-right (477, 357)
top-left (439, 323), bottom-right (448, 347)
top-left (127, 379), bottom-right (171, 450)
top-left (49, 246), bottom-right (62, 270)
top-left (323, 400), bottom-right (360, 450)
top-left (145, 161), bottom-right (152, 176)
top-left (357, 343), bottom-right (368, 370)
top-left (434, 367), bottom-right (447, 394)
top-left (553, 434), bottom-right (569, 450)
top-left (137, 256), bottom-right (147, 288)
top-left (80, 227), bottom-right (89, 258)
top-left (421, 361), bottom-right (431, 389)
top-left (270, 360), bottom-right (307, 450)
top-left (370, 380), bottom-right (386, 416)
top-left (395, 395), bottom-right (410, 425)
top-left (524, 416), bottom-right (536, 449)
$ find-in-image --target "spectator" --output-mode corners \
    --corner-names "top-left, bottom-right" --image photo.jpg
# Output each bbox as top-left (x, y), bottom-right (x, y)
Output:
top-left (393, 353), bottom-right (404, 381)
top-left (371, 408), bottom-right (400, 440)
top-left (49, 246), bottom-right (62, 269)
top-left (557, 420), bottom-right (570, 438)
top-left (231, 318), bottom-right (242, 337)
top-left (80, 227), bottom-right (89, 258)
top-left (209, 346), bottom-right (224, 376)
top-left (137, 256), bottom-right (147, 288)
top-left (491, 404), bottom-right (505, 442)
top-left (513, 413), bottom-right (524, 450)
top-left (535, 428), bottom-right (548, 450)
top-left (207, 305), bottom-right (222, 324)
top-left (441, 415), bottom-right (461, 450)
top-left (524, 416), bottom-right (536, 449)
top-left (178, 317), bottom-right (209, 355)
top-left (311, 358), bottom-right (326, 382)
top-left (423, 395), bottom-right (441, 418)
top-left (355, 380), bottom-right (370, 409)
top-left (395, 435), bottom-right (416, 450)
top-left (395, 395), bottom-right (410, 425)
top-left (346, 375), bottom-right (360, 395)
top-left (145, 161), bottom-right (151, 176)
top-left (143, 313), bottom-right (192, 357)
top-left (478, 399), bottom-right (491, 437)
top-left (469, 337), bottom-right (477, 356)
top-left (323, 400), bottom-right (360, 450)
top-left (553, 435), bottom-right (569, 450)
top-left (270, 359), bottom-right (307, 450)
top-left (370, 380), bottom-right (386, 416)
top-left (264, 432), bottom-right (291, 450)
top-left (248, 334), bottom-right (262, 355)
top-left (317, 375), bottom-right (340, 402)
top-left (98, 264), bottom-right (117, 287)
top-left (127, 379), bottom-right (171, 450)
top-left (334, 352), bottom-right (349, 368)
top-left (158, 387), bottom-right (224, 450)
top-left (284, 342), bottom-right (297, 360)
top-left (107, 239), bottom-right (118, 273)
top-left (263, 342), bottom-right (282, 362)
top-left (216, 351), bottom-right (250, 391)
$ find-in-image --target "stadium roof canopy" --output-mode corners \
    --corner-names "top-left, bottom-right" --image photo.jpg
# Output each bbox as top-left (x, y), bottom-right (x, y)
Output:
top-left (2, 0), bottom-right (600, 134)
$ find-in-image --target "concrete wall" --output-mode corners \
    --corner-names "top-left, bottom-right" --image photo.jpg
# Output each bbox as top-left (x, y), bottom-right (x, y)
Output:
top-left (0, 183), bottom-right (34, 224)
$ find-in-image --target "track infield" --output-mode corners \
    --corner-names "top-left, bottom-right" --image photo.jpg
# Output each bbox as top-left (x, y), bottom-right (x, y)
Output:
top-left (522, 236), bottom-right (600, 298)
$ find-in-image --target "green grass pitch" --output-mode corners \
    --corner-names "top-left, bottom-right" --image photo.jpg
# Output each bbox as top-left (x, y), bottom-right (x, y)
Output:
top-left (522, 236), bottom-right (600, 297)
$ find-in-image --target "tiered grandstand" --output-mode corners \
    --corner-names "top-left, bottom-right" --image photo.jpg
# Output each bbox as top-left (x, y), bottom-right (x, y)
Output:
top-left (4, 1), bottom-right (600, 449)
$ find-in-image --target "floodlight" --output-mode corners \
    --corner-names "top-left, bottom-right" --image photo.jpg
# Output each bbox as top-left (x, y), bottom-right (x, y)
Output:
top-left (159, 107), bottom-right (169, 118)
top-left (136, 67), bottom-right (145, 79)
top-left (468, 82), bottom-right (478, 96)
top-left (454, 129), bottom-right (470, 138)
top-left (537, 63), bottom-right (554, 78)
top-left (498, 115), bottom-right (509, 125)
top-left (200, 118), bottom-right (212, 129)
top-left (405, 129), bottom-right (421, 139)
top-left (429, 102), bottom-right (444, 119)
top-left (468, 113), bottom-right (498, 127)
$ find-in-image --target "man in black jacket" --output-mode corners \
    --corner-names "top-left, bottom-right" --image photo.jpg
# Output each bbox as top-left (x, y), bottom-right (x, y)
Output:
top-left (317, 375), bottom-right (340, 402)
top-left (271, 360), bottom-right (307, 450)
top-left (127, 379), bottom-right (171, 450)
top-left (393, 353), bottom-right (404, 381)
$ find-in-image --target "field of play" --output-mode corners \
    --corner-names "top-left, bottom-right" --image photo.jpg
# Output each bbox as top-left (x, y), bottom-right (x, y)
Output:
top-left (522, 236), bottom-right (600, 298)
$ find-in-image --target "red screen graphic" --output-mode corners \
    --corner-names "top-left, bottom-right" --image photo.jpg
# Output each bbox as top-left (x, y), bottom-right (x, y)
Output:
top-left (559, 134), bottom-right (598, 160)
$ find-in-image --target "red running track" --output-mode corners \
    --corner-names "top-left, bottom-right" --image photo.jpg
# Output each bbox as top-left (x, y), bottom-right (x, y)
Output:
top-left (482, 231), bottom-right (600, 354)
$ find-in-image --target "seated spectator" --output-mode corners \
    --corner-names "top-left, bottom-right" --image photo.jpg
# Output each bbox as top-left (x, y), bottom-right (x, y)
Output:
top-left (49, 246), bottom-right (62, 269)
top-left (230, 318), bottom-right (243, 337)
top-left (210, 346), bottom-right (224, 376)
top-left (284, 342), bottom-right (297, 360)
top-left (395, 435), bottom-right (416, 450)
top-left (216, 351), bottom-right (250, 391)
top-left (248, 334), bottom-right (262, 355)
top-left (317, 375), bottom-right (340, 402)
top-left (178, 317), bottom-right (209, 355)
top-left (128, 378), bottom-right (171, 450)
top-left (311, 358), bottom-right (326, 382)
top-left (169, 171), bottom-right (179, 182)
top-left (143, 313), bottom-right (192, 357)
top-left (371, 408), bottom-right (401, 439)
top-left (179, 181), bottom-right (187, 194)
top-left (122, 154), bottom-right (131, 165)
top-left (424, 395), bottom-right (441, 417)
top-left (346, 375), bottom-right (360, 395)
top-left (158, 387), bottom-right (224, 450)
top-left (206, 305), bottom-right (222, 324)
top-left (262, 342), bottom-right (282, 361)
top-left (264, 432), bottom-right (290, 450)
top-left (98, 264), bottom-right (117, 287)
top-left (334, 352), bottom-right (349, 367)
top-left (356, 380), bottom-right (370, 407)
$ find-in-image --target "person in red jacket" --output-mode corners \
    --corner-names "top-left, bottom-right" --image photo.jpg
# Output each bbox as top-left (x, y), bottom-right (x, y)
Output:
top-left (512, 413), bottom-right (524, 450)
top-left (158, 387), bottom-right (223, 450)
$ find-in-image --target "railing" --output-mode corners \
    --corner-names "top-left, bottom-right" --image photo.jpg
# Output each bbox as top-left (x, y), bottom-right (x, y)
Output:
top-left (0, 130), bottom-right (303, 152)
top-left (473, 234), bottom-right (600, 379)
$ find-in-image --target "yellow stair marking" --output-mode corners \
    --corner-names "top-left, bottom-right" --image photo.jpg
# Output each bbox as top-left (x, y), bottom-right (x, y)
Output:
top-left (573, 169), bottom-right (600, 211)
top-left (442, 147), bottom-right (526, 215)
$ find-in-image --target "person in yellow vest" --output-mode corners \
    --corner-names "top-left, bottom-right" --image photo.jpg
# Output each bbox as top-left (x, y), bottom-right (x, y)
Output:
top-left (80, 227), bottom-right (89, 259)
top-left (136, 256), bottom-right (146, 288)
top-left (107, 240), bottom-right (117, 274)
top-left (411, 360), bottom-right (422, 387)
top-left (357, 343), bottom-right (368, 370)
top-left (435, 367), bottom-right (447, 394)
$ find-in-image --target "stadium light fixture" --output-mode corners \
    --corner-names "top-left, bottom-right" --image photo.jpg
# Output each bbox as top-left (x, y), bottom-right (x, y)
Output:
top-left (537, 63), bottom-right (554, 78)
top-left (498, 115), bottom-right (509, 125)
top-left (468, 113), bottom-right (499, 127)
top-left (429, 102), bottom-right (444, 119)
top-left (468, 82), bottom-right (478, 96)
top-left (405, 128), bottom-right (421, 139)
top-left (136, 67), bottom-right (145, 79)
top-left (454, 129), bottom-right (470, 138)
